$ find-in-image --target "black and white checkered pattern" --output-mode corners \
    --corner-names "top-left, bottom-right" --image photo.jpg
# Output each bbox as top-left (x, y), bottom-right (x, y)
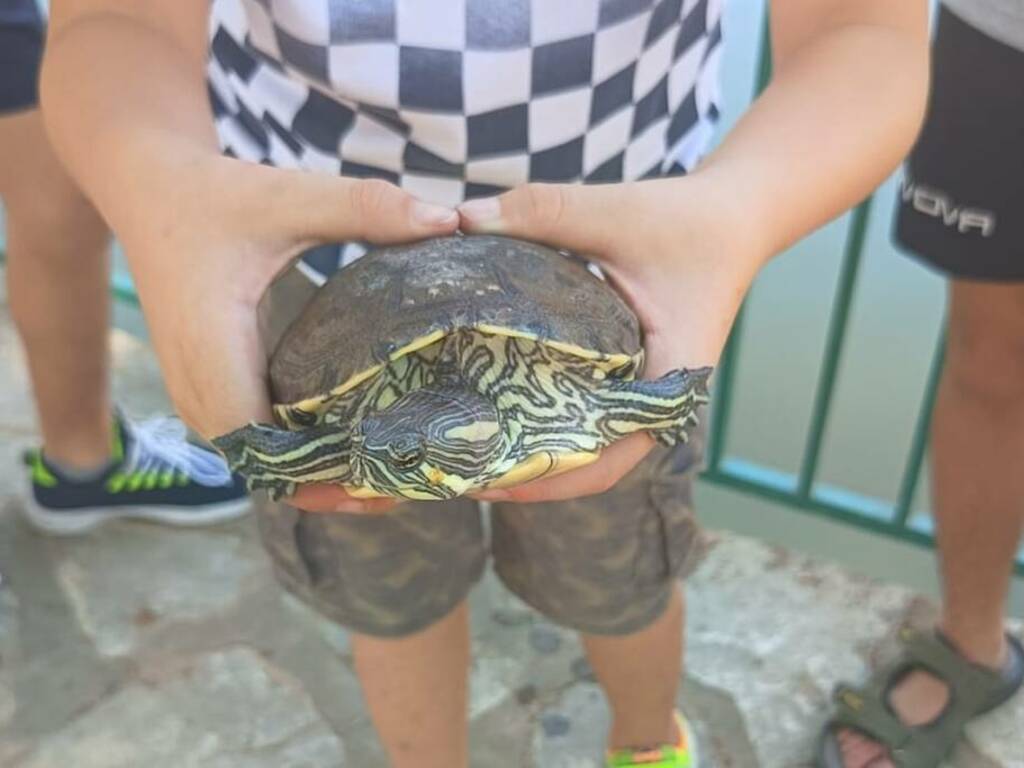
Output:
top-left (208, 0), bottom-right (724, 283)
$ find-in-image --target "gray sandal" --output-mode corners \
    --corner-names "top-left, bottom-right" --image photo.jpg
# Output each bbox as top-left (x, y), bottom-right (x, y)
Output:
top-left (818, 629), bottom-right (1024, 768)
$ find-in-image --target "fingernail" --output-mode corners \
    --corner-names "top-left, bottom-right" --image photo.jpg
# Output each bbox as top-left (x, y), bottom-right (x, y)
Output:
top-left (413, 201), bottom-right (458, 226)
top-left (458, 197), bottom-right (502, 225)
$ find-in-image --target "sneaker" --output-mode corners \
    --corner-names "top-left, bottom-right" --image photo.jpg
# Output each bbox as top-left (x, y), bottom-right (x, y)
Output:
top-left (22, 414), bottom-right (251, 535)
top-left (606, 711), bottom-right (698, 767)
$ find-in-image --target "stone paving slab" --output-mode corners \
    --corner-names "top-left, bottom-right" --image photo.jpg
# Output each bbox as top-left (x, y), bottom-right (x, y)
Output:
top-left (518, 532), bottom-right (1024, 768)
top-left (49, 524), bottom-right (267, 658)
top-left (15, 647), bottom-right (347, 768)
top-left (686, 535), bottom-right (1024, 768)
top-left (9, 507), bottom-right (1019, 767)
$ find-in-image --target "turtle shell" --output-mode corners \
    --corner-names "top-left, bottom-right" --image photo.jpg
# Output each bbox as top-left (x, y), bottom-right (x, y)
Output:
top-left (269, 235), bottom-right (642, 409)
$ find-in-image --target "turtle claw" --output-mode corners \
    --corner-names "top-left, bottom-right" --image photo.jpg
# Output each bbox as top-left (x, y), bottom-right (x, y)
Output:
top-left (652, 426), bottom-right (690, 448)
top-left (211, 425), bottom-right (253, 471)
top-left (212, 424), bottom-right (291, 498)
top-left (651, 392), bottom-right (705, 447)
top-left (246, 477), bottom-right (297, 502)
top-left (601, 365), bottom-right (712, 447)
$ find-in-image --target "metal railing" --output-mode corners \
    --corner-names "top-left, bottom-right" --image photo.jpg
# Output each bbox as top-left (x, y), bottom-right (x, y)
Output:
top-left (702, 205), bottom-right (958, 561)
top-left (700, 17), bottom-right (1023, 574)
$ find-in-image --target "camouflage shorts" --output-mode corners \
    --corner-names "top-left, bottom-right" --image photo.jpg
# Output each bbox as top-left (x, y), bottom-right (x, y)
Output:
top-left (254, 268), bottom-right (707, 638)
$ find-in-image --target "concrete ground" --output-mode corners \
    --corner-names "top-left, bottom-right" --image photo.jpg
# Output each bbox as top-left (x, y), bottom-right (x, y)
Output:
top-left (0, 289), bottom-right (1021, 767)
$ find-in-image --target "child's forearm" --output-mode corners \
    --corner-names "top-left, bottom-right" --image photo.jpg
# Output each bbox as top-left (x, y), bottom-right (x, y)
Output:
top-left (40, 5), bottom-right (219, 246)
top-left (697, 2), bottom-right (930, 264)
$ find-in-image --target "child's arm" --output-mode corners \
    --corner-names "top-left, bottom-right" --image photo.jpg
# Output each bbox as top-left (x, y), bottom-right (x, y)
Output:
top-left (464, 0), bottom-right (930, 504)
top-left (701, 0), bottom-right (930, 259)
top-left (41, 2), bottom-right (458, 513)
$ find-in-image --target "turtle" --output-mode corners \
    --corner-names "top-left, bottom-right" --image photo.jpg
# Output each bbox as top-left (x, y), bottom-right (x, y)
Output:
top-left (213, 235), bottom-right (712, 501)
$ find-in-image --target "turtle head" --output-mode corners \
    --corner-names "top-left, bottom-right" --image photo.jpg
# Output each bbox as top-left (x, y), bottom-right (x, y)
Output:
top-left (353, 386), bottom-right (505, 499)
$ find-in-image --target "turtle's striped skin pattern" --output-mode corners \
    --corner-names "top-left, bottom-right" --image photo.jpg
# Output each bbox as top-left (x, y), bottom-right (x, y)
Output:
top-left (215, 328), bottom-right (711, 500)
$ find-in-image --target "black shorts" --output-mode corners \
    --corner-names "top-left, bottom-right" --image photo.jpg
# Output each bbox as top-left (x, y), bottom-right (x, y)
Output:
top-left (895, 5), bottom-right (1024, 282)
top-left (0, 0), bottom-right (44, 115)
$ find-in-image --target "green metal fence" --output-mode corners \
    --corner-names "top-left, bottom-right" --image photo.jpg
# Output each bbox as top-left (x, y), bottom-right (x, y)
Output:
top-left (702, 202), bottom-right (962, 563)
top-left (701, 18), bottom-right (1023, 574)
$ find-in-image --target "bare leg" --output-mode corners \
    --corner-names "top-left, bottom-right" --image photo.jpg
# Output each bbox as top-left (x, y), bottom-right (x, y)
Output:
top-left (0, 109), bottom-right (113, 468)
top-left (934, 282), bottom-right (1024, 663)
top-left (583, 584), bottom-right (684, 751)
top-left (840, 280), bottom-right (1024, 767)
top-left (352, 600), bottom-right (471, 768)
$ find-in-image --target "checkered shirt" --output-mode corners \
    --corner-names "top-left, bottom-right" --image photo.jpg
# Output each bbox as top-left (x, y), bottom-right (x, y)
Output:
top-left (207, 0), bottom-right (724, 284)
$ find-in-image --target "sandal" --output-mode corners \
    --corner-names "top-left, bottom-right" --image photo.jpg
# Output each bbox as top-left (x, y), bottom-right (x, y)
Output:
top-left (818, 628), bottom-right (1024, 767)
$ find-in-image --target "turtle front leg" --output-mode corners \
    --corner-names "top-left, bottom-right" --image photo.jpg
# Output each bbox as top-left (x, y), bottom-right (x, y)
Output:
top-left (212, 422), bottom-right (354, 500)
top-left (247, 475), bottom-right (297, 502)
top-left (597, 366), bottom-right (713, 446)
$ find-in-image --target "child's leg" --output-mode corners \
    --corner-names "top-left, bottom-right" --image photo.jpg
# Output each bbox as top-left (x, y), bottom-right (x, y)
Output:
top-left (492, 433), bottom-right (706, 753)
top-left (582, 585), bottom-right (684, 749)
top-left (255, 497), bottom-right (487, 768)
top-left (354, 601), bottom-right (472, 768)
top-left (0, 108), bottom-right (113, 468)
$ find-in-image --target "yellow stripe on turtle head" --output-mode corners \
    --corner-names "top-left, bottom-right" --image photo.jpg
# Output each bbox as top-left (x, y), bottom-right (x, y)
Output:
top-left (444, 420), bottom-right (500, 442)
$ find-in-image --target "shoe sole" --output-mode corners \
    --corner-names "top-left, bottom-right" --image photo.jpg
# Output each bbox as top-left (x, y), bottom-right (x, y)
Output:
top-left (21, 496), bottom-right (252, 536)
top-left (678, 709), bottom-right (700, 768)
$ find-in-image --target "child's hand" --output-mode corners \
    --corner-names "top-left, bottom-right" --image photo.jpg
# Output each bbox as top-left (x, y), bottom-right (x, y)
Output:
top-left (459, 177), bottom-right (765, 503)
top-left (122, 157), bottom-right (459, 513)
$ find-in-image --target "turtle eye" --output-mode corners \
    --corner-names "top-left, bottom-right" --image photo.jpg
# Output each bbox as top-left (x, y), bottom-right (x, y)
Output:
top-left (387, 435), bottom-right (425, 469)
